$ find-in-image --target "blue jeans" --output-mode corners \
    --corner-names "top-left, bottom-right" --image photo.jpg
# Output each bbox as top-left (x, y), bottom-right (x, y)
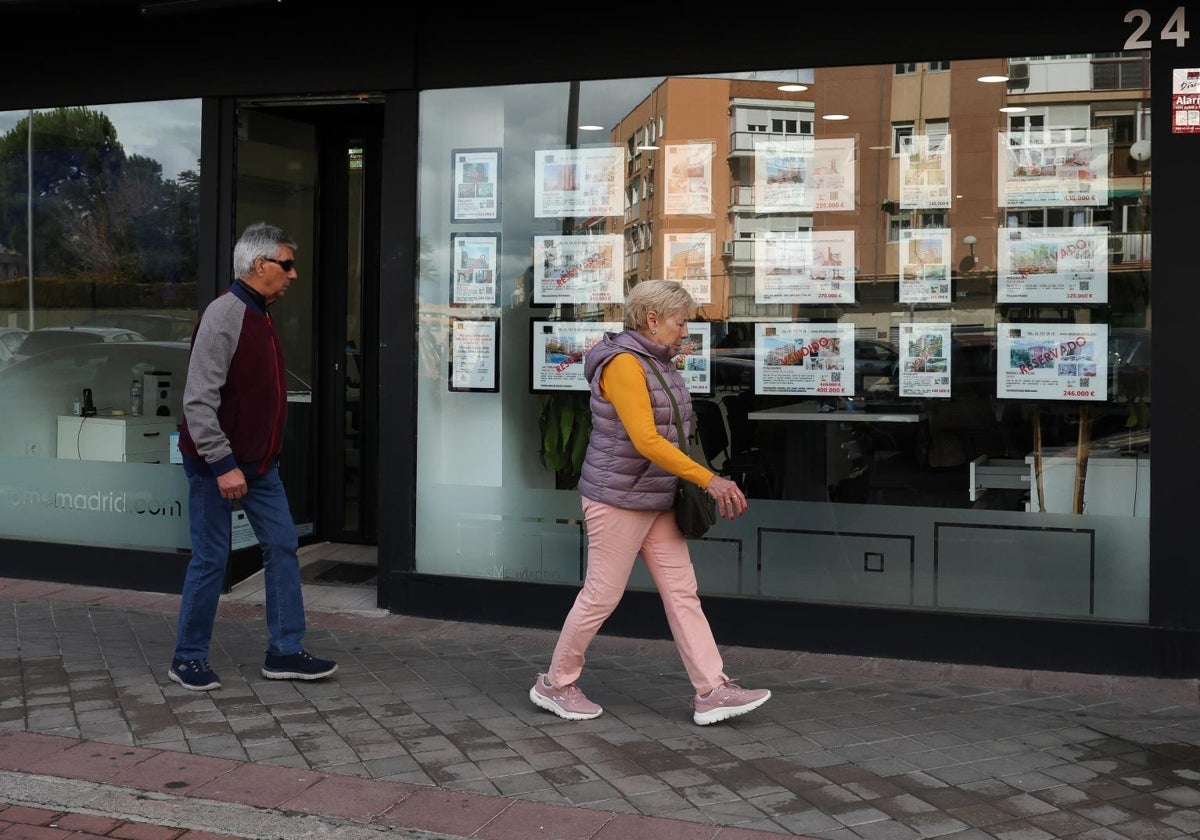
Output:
top-left (174, 463), bottom-right (306, 660)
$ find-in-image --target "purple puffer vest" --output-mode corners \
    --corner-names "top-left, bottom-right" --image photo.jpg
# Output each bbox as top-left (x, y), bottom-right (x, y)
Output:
top-left (577, 329), bottom-right (694, 511)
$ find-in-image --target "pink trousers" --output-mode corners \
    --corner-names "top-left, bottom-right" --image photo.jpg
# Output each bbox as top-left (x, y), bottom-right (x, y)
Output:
top-left (547, 498), bottom-right (729, 696)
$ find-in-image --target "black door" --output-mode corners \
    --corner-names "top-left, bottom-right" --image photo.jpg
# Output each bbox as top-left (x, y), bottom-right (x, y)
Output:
top-left (234, 100), bottom-right (381, 548)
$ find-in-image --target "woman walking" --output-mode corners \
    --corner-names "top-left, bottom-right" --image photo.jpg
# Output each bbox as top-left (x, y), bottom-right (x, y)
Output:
top-left (530, 279), bottom-right (771, 726)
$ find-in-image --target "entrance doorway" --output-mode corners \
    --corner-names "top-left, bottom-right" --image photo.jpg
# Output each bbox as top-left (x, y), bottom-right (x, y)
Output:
top-left (233, 99), bottom-right (381, 559)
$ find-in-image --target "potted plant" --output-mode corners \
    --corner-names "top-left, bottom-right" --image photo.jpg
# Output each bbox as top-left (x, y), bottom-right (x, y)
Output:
top-left (537, 391), bottom-right (592, 489)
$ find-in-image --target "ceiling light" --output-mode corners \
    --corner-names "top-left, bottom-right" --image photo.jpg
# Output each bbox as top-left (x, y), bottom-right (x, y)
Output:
top-left (999, 106), bottom-right (1027, 113)
top-left (977, 75), bottom-right (1010, 83)
top-left (637, 145), bottom-right (659, 151)
top-left (578, 124), bottom-right (605, 131)
top-left (778, 83), bottom-right (809, 92)
top-left (822, 114), bottom-right (850, 121)
top-left (868, 145), bottom-right (889, 150)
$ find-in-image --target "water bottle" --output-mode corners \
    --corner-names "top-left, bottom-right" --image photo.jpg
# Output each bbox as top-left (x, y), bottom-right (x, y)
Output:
top-left (129, 378), bottom-right (143, 416)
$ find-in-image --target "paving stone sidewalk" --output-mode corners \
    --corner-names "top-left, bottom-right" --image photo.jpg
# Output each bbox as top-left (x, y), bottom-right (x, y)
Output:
top-left (1, 576), bottom-right (1199, 839)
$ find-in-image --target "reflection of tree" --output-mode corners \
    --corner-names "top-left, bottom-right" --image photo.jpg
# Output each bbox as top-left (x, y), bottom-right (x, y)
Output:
top-left (0, 106), bottom-right (199, 285)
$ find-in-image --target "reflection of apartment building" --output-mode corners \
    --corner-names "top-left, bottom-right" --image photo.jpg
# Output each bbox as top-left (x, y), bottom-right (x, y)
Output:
top-left (612, 55), bottom-right (1150, 341)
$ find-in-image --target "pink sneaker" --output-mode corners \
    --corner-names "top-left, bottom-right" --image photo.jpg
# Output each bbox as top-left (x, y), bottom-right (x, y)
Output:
top-left (693, 680), bottom-right (771, 725)
top-left (529, 674), bottom-right (603, 720)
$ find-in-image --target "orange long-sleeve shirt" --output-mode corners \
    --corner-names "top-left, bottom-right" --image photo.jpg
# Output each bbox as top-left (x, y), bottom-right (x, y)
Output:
top-left (599, 353), bottom-right (714, 489)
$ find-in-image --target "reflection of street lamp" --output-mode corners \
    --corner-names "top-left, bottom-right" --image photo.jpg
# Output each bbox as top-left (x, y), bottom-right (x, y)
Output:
top-left (962, 234), bottom-right (978, 267)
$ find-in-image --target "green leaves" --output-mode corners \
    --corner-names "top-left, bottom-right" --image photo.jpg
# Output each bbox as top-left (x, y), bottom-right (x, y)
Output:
top-left (537, 391), bottom-right (592, 478)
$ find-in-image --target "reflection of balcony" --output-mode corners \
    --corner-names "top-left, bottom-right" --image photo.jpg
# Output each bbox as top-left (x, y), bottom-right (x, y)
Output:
top-left (1109, 232), bottom-right (1151, 264)
top-left (728, 130), bottom-right (812, 157)
top-left (722, 239), bottom-right (757, 266)
top-left (730, 185), bottom-right (754, 209)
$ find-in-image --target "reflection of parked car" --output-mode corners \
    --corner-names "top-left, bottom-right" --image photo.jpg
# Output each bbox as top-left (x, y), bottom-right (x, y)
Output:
top-left (80, 313), bottom-right (195, 342)
top-left (0, 326), bottom-right (28, 369)
top-left (0, 341), bottom-right (189, 458)
top-left (14, 326), bottom-right (146, 362)
top-left (712, 338), bottom-right (899, 395)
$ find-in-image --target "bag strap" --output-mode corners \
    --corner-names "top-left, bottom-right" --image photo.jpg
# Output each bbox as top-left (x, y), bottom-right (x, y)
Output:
top-left (640, 355), bottom-right (687, 454)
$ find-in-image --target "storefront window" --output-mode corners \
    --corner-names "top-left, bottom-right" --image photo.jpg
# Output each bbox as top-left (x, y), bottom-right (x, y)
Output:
top-left (415, 56), bottom-right (1151, 623)
top-left (0, 101), bottom-right (201, 550)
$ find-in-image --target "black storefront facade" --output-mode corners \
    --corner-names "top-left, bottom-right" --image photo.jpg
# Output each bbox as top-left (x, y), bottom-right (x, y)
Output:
top-left (1, 2), bottom-right (1196, 678)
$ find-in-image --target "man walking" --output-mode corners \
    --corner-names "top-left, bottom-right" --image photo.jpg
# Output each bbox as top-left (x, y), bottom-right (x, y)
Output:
top-left (169, 221), bottom-right (337, 691)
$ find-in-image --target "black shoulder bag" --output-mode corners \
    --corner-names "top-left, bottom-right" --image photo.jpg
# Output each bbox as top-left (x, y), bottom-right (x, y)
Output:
top-left (643, 358), bottom-right (717, 539)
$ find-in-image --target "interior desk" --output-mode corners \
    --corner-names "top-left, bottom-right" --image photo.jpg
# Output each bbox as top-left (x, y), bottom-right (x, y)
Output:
top-left (748, 402), bottom-right (928, 500)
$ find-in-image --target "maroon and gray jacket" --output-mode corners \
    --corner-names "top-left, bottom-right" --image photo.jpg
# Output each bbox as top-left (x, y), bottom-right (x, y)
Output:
top-left (577, 329), bottom-right (694, 511)
top-left (177, 279), bottom-right (288, 478)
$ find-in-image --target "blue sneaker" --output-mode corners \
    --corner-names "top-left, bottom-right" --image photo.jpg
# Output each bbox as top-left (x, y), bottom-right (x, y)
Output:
top-left (261, 649), bottom-right (338, 680)
top-left (169, 658), bottom-right (221, 691)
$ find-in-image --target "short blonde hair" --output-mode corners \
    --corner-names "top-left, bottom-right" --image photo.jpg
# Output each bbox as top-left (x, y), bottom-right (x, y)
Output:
top-left (623, 279), bottom-right (695, 330)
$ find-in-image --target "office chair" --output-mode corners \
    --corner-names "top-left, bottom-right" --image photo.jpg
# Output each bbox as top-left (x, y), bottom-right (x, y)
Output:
top-left (691, 397), bottom-right (776, 498)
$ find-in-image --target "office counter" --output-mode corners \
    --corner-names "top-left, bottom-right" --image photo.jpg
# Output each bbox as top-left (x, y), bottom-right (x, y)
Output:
top-left (748, 402), bottom-right (928, 500)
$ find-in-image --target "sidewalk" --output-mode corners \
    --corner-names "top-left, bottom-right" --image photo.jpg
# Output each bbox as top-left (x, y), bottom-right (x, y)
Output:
top-left (1, 575), bottom-right (1199, 840)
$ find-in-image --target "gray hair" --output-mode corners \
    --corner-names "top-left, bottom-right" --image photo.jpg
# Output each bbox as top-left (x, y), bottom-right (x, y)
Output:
top-left (232, 222), bottom-right (297, 280)
top-left (623, 279), bottom-right (695, 330)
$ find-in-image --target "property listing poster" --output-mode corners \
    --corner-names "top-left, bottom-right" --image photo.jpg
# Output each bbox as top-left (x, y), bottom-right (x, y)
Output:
top-left (448, 317), bottom-right (499, 392)
top-left (533, 235), bottom-right (623, 305)
top-left (998, 129), bottom-right (1109, 207)
top-left (899, 134), bottom-right (952, 209)
top-left (754, 321), bottom-right (857, 396)
top-left (810, 137), bottom-right (856, 212)
top-left (997, 227), bottom-right (1108, 303)
top-left (898, 322), bottom-right (952, 398)
top-left (754, 138), bottom-right (811, 213)
top-left (450, 233), bottom-right (500, 306)
top-left (754, 232), bottom-right (856, 304)
top-left (753, 138), bottom-right (856, 213)
top-left (531, 320), bottom-right (622, 391)
top-left (533, 147), bottom-right (623, 218)
top-left (671, 322), bottom-right (712, 395)
top-left (663, 142), bottom-right (714, 215)
top-left (451, 148), bottom-right (501, 222)
top-left (1172, 68), bottom-right (1200, 133)
top-left (899, 229), bottom-right (952, 304)
top-left (663, 232), bottom-right (713, 304)
top-left (997, 323), bottom-right (1108, 401)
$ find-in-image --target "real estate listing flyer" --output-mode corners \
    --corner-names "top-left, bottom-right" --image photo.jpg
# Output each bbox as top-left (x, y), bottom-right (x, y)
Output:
top-left (754, 321), bottom-right (857, 396)
top-left (663, 142), bottom-right (714, 216)
top-left (663, 231), bottom-right (713, 304)
top-left (754, 231), bottom-right (856, 304)
top-left (451, 148), bottom-right (501, 222)
top-left (532, 235), bottom-right (623, 305)
top-left (899, 229), bottom-right (952, 303)
top-left (998, 129), bottom-right (1109, 208)
top-left (533, 146), bottom-right (623, 218)
top-left (996, 226), bottom-right (1108, 303)
top-left (530, 320), bottom-right (622, 391)
top-left (450, 232), bottom-right (500, 306)
top-left (898, 322), bottom-right (952, 398)
top-left (754, 137), bottom-right (855, 213)
top-left (448, 317), bottom-right (499, 392)
top-left (810, 137), bottom-right (856, 212)
top-left (899, 134), bottom-right (952, 210)
top-left (671, 322), bottom-right (712, 395)
top-left (997, 323), bottom-right (1108, 401)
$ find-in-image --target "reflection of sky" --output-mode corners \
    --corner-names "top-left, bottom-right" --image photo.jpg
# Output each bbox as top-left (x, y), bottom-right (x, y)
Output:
top-left (0, 100), bottom-right (202, 182)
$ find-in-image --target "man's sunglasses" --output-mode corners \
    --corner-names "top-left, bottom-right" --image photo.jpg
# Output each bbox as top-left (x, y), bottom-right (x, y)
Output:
top-left (262, 257), bottom-right (295, 272)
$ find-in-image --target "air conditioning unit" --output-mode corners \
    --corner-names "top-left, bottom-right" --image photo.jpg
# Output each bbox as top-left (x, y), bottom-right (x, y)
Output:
top-left (1007, 63), bottom-right (1030, 90)
top-left (721, 240), bottom-right (734, 256)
